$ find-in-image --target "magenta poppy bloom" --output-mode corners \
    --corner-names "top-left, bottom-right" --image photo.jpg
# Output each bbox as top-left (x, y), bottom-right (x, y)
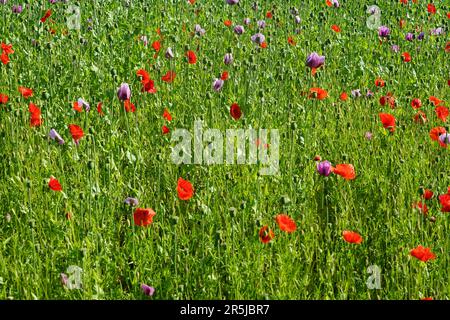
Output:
top-left (234, 25), bottom-right (244, 35)
top-left (124, 197), bottom-right (139, 206)
top-left (378, 26), bottom-right (390, 37)
top-left (405, 33), bottom-right (414, 41)
top-left (439, 133), bottom-right (450, 146)
top-left (194, 24), bottom-right (206, 36)
top-left (226, 0), bottom-right (239, 4)
top-left (212, 78), bottom-right (224, 92)
top-left (257, 20), bottom-right (266, 29)
top-left (317, 161), bottom-right (331, 176)
top-left (306, 52), bottom-right (325, 69)
top-left (391, 44), bottom-right (400, 53)
top-left (165, 47), bottom-right (174, 59)
top-left (243, 18), bottom-right (251, 25)
top-left (224, 53), bottom-right (233, 65)
top-left (294, 16), bottom-right (301, 24)
top-left (365, 132), bottom-right (373, 140)
top-left (117, 83), bottom-right (131, 101)
top-left (49, 129), bottom-right (65, 145)
top-left (76, 98), bottom-right (90, 112)
top-left (12, 4), bottom-right (22, 13)
top-left (251, 33), bottom-right (265, 45)
top-left (141, 284), bottom-right (155, 296)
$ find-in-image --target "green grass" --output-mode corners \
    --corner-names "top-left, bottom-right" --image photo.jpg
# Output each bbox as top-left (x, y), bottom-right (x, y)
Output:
top-left (0, 0), bottom-right (449, 299)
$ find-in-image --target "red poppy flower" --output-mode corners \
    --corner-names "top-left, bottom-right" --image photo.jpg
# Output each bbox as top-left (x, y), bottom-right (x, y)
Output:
top-left (429, 127), bottom-right (446, 141)
top-left (68, 124), bottom-right (84, 143)
top-left (331, 24), bottom-right (341, 32)
top-left (340, 92), bottom-right (348, 101)
top-left (410, 245), bottom-right (436, 262)
top-left (427, 3), bottom-right (436, 14)
top-left (177, 177), bottom-right (194, 200)
top-left (379, 113), bottom-right (396, 132)
top-left (221, 71), bottom-right (229, 81)
top-left (162, 125), bottom-right (170, 135)
top-left (161, 71), bottom-right (176, 83)
top-left (260, 42), bottom-right (267, 49)
top-left (1, 52), bottom-right (9, 65)
top-left (401, 52), bottom-right (411, 62)
top-left (259, 226), bottom-right (275, 244)
top-left (413, 111), bottom-right (427, 124)
top-left (287, 36), bottom-right (296, 46)
top-left (152, 40), bottom-right (161, 52)
top-left (1, 43), bottom-right (14, 55)
top-left (73, 101), bottom-right (82, 112)
top-left (186, 50), bottom-right (197, 64)
top-left (163, 108), bottom-right (172, 121)
top-left (188, 0), bottom-right (195, 4)
top-left (445, 42), bottom-right (450, 53)
top-left (435, 106), bottom-right (449, 122)
top-left (143, 79), bottom-right (157, 94)
top-left (342, 230), bottom-right (363, 244)
top-left (413, 201), bottom-right (428, 215)
top-left (97, 102), bottom-right (104, 116)
top-left (137, 69), bottom-right (150, 82)
top-left (332, 164), bottom-right (356, 180)
top-left (40, 9), bottom-right (52, 23)
top-left (421, 297), bottom-right (433, 301)
top-left (266, 11), bottom-right (273, 18)
top-left (49, 177), bottom-right (62, 191)
top-left (400, 0), bottom-right (407, 5)
top-left (224, 20), bottom-right (232, 27)
top-left (423, 189), bottom-right (434, 200)
top-left (411, 98), bottom-right (422, 109)
top-left (399, 19), bottom-right (406, 29)
top-left (375, 78), bottom-right (385, 87)
top-left (230, 103), bottom-right (242, 120)
top-left (124, 99), bottom-right (136, 113)
top-left (429, 96), bottom-right (443, 106)
top-left (309, 87), bottom-right (328, 100)
top-left (19, 86), bottom-right (33, 98)
top-left (326, 0), bottom-right (332, 6)
top-left (133, 208), bottom-right (156, 227)
top-left (379, 92), bottom-right (396, 108)
top-left (439, 194), bottom-right (450, 212)
top-left (276, 214), bottom-right (297, 233)
top-left (0, 93), bottom-right (8, 104)
top-left (29, 102), bottom-right (43, 127)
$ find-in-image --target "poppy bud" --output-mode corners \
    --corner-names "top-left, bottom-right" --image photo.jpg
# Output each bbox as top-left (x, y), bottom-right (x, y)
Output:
top-left (314, 155), bottom-right (322, 161)
top-left (317, 161), bottom-right (332, 176)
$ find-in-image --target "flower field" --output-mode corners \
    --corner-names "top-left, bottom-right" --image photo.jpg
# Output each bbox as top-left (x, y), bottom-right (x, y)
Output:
top-left (0, 0), bottom-right (449, 300)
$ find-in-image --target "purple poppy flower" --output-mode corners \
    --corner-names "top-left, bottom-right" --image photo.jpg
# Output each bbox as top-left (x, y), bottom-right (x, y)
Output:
top-left (76, 98), bottom-right (90, 112)
top-left (49, 129), bottom-right (65, 145)
top-left (124, 197), bottom-right (139, 206)
top-left (405, 33), bottom-right (414, 41)
top-left (294, 15), bottom-right (301, 24)
top-left (251, 33), bottom-right (265, 45)
top-left (243, 18), bottom-right (251, 25)
top-left (60, 273), bottom-right (68, 286)
top-left (224, 53), bottom-right (233, 65)
top-left (365, 132), bottom-right (373, 140)
top-left (194, 24), bottom-right (206, 36)
top-left (391, 44), bottom-right (400, 53)
top-left (439, 133), bottom-right (450, 146)
top-left (12, 4), bottom-right (22, 13)
top-left (366, 90), bottom-right (374, 98)
top-left (226, 0), bottom-right (239, 4)
top-left (331, 0), bottom-right (339, 7)
top-left (418, 32), bottom-right (425, 40)
top-left (117, 83), bottom-right (131, 101)
top-left (378, 26), bottom-right (390, 37)
top-left (212, 78), bottom-right (224, 92)
top-left (317, 161), bottom-right (331, 176)
top-left (257, 20), bottom-right (266, 29)
top-left (141, 284), bottom-right (155, 297)
top-left (351, 89), bottom-right (361, 98)
top-left (305, 52), bottom-right (325, 69)
top-left (140, 35), bottom-right (148, 46)
top-left (430, 27), bottom-right (443, 36)
top-left (165, 47), bottom-right (174, 59)
top-left (234, 25), bottom-right (244, 35)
